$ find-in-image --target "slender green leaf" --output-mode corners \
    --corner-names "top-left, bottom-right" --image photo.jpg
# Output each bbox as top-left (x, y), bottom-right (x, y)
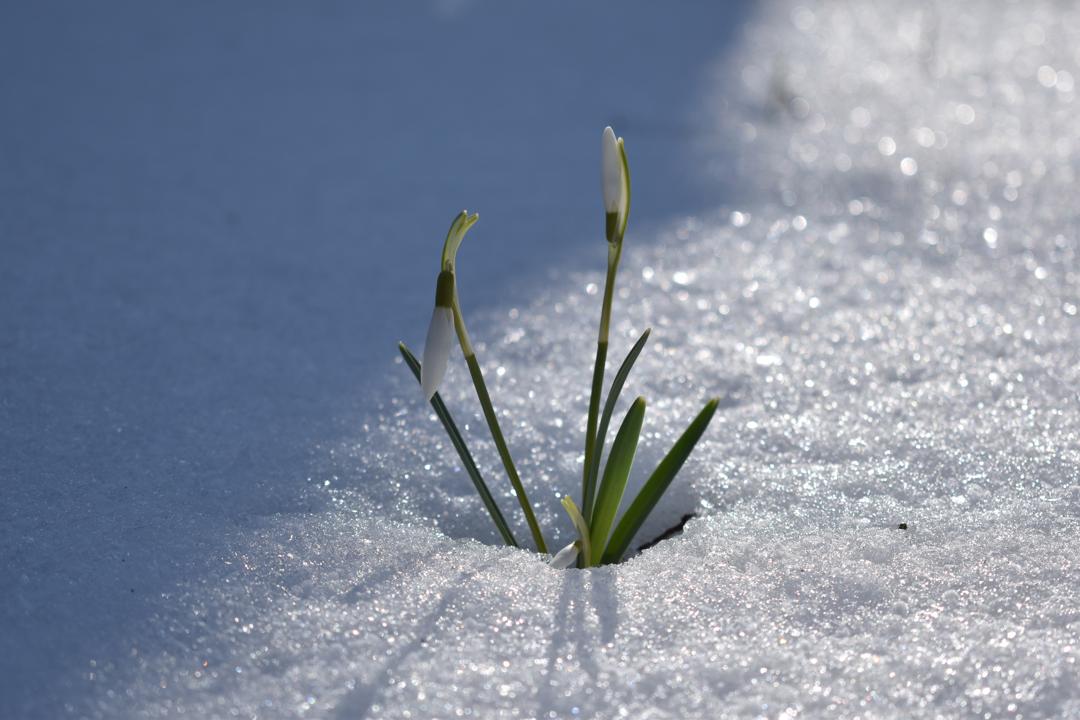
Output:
top-left (560, 496), bottom-right (591, 569)
top-left (398, 342), bottom-right (518, 547)
top-left (462, 353), bottom-right (548, 554)
top-left (602, 398), bottom-right (719, 565)
top-left (587, 327), bottom-right (651, 524)
top-left (581, 340), bottom-right (608, 529)
top-left (590, 397), bottom-right (646, 565)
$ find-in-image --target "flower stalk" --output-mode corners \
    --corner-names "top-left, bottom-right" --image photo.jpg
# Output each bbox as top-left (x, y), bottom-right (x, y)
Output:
top-left (582, 242), bottom-right (622, 521)
top-left (424, 211), bottom-right (548, 554)
top-left (459, 350), bottom-right (548, 554)
top-left (582, 128), bottom-right (631, 523)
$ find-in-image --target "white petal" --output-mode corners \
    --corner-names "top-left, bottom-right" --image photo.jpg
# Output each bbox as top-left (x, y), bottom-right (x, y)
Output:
top-left (420, 306), bottom-right (454, 401)
top-left (548, 542), bottom-right (579, 570)
top-left (601, 126), bottom-right (622, 214)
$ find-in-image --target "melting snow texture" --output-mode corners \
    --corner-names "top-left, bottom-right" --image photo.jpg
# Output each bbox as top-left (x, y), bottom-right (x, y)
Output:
top-left (3, 1), bottom-right (1080, 718)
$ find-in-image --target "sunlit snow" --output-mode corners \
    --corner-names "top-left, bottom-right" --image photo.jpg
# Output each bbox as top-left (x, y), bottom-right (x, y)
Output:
top-left (3, 1), bottom-right (1079, 718)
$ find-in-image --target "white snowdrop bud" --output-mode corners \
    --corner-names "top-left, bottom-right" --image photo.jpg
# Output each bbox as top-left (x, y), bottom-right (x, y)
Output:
top-left (601, 126), bottom-right (631, 244)
top-left (601, 127), bottom-right (621, 214)
top-left (548, 541), bottom-right (580, 570)
top-left (420, 270), bottom-right (456, 401)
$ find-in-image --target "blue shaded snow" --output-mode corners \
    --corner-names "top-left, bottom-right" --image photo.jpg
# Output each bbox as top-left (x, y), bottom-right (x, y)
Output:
top-left (2, 1), bottom-right (1079, 718)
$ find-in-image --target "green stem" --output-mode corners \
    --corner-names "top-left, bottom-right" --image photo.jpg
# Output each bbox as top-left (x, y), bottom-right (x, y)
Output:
top-left (582, 243), bottom-right (622, 522)
top-left (398, 342), bottom-right (518, 547)
top-left (452, 290), bottom-right (548, 554)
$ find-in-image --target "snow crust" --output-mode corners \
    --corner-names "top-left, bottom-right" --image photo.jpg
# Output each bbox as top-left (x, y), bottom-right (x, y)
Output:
top-left (3, 1), bottom-right (1080, 718)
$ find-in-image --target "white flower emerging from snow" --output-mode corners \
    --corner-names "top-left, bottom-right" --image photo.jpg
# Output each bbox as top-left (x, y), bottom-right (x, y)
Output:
top-left (421, 210), bottom-right (478, 401)
top-left (601, 126), bottom-right (631, 244)
top-left (548, 541), bottom-right (579, 569)
top-left (403, 134), bottom-right (715, 569)
top-left (421, 270), bottom-right (456, 401)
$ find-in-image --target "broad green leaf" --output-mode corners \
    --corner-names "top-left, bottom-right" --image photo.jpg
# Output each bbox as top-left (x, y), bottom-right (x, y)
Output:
top-left (590, 397), bottom-right (646, 565)
top-left (602, 398), bottom-right (719, 564)
top-left (586, 328), bottom-right (650, 523)
top-left (560, 496), bottom-right (591, 569)
top-left (399, 342), bottom-right (518, 547)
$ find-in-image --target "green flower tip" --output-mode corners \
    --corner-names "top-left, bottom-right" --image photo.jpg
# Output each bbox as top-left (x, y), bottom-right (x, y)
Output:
top-left (441, 210), bottom-right (480, 271)
top-left (434, 270), bottom-right (455, 308)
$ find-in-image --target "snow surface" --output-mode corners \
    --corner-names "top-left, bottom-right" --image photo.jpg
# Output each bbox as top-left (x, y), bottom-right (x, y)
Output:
top-left (3, 1), bottom-right (1080, 718)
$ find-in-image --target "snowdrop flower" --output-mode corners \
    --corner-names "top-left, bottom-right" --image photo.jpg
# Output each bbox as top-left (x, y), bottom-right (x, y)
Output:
top-left (421, 270), bottom-right (456, 401)
top-left (548, 541), bottom-right (580, 570)
top-left (601, 126), bottom-right (631, 244)
top-left (420, 211), bottom-right (480, 401)
top-left (402, 139), bottom-right (717, 567)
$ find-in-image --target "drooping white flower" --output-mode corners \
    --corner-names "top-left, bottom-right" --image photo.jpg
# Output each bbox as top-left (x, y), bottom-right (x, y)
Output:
top-left (421, 306), bottom-right (454, 400)
top-left (601, 126), bottom-right (631, 243)
top-left (421, 270), bottom-right (456, 401)
top-left (549, 541), bottom-right (580, 570)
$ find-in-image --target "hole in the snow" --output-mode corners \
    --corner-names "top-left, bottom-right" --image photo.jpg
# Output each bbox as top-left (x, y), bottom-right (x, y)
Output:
top-left (632, 512), bottom-right (696, 555)
top-left (346, 368), bottom-right (711, 564)
top-left (436, 474), bottom-right (702, 566)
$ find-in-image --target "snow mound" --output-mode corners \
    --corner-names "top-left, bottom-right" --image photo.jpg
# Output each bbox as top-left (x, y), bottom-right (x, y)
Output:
top-left (19, 0), bottom-right (1080, 717)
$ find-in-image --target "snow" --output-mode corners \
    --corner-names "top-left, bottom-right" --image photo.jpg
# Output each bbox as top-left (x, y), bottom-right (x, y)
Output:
top-left (3, 1), bottom-right (1080, 718)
